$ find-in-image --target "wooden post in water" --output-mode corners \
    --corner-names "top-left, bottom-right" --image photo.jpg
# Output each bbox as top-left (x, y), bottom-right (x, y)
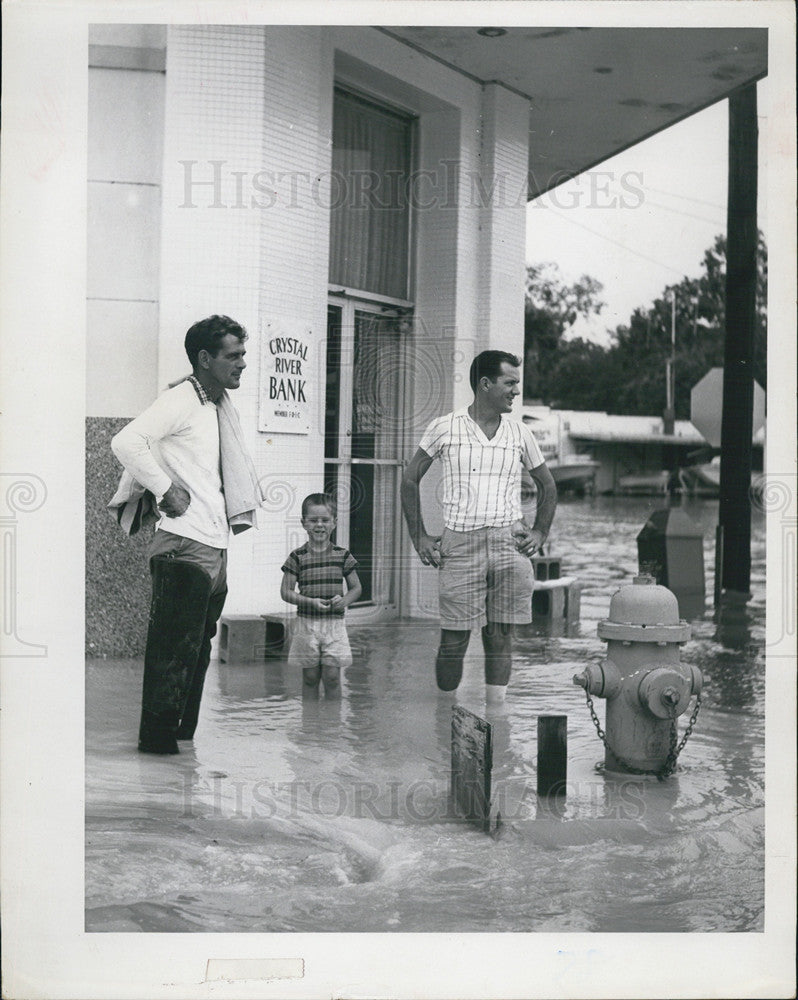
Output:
top-left (537, 715), bottom-right (567, 797)
top-left (713, 525), bottom-right (724, 608)
top-left (451, 706), bottom-right (493, 833)
top-left (719, 83), bottom-right (758, 598)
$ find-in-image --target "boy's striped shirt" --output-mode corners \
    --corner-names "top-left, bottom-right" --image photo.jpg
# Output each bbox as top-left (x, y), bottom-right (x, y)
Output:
top-left (282, 543), bottom-right (358, 616)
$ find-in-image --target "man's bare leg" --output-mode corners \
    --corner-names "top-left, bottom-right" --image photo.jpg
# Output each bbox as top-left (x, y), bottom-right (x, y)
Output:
top-left (436, 629), bottom-right (471, 691)
top-left (482, 621), bottom-right (513, 702)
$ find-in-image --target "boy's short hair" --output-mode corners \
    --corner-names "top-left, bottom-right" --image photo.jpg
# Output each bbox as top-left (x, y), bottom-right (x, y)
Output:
top-left (301, 493), bottom-right (336, 519)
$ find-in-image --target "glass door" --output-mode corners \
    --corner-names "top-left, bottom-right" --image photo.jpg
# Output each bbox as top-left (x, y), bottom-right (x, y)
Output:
top-left (325, 299), bottom-right (405, 614)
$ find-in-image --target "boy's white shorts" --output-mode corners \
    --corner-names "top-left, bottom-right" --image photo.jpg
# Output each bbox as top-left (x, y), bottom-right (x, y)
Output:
top-left (288, 616), bottom-right (353, 672)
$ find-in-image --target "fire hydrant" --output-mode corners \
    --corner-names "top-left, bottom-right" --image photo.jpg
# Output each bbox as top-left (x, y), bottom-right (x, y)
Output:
top-left (573, 575), bottom-right (702, 776)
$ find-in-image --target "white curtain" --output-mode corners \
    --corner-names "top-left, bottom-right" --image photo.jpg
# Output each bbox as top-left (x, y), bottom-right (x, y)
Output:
top-left (330, 89), bottom-right (412, 300)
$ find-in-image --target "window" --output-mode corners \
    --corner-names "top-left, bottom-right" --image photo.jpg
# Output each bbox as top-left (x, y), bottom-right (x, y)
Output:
top-left (329, 88), bottom-right (414, 300)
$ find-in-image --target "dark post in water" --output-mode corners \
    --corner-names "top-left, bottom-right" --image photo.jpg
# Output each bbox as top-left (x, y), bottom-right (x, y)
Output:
top-left (537, 715), bottom-right (568, 797)
top-left (719, 83), bottom-right (758, 598)
top-left (450, 705), bottom-right (493, 833)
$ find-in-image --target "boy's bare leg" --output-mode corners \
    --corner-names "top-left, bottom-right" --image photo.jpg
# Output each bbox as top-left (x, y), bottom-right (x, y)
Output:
top-left (321, 663), bottom-right (341, 699)
top-left (302, 665), bottom-right (322, 697)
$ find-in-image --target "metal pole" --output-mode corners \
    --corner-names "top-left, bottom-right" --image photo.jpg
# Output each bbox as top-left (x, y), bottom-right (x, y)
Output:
top-left (665, 358), bottom-right (673, 414)
top-left (719, 84), bottom-right (758, 597)
top-left (671, 291), bottom-right (677, 421)
top-left (671, 290), bottom-right (676, 350)
top-left (663, 292), bottom-right (676, 435)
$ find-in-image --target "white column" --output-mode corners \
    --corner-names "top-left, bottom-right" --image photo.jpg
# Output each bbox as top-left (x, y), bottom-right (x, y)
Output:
top-left (475, 83), bottom-right (530, 366)
top-left (159, 25), bottom-right (268, 385)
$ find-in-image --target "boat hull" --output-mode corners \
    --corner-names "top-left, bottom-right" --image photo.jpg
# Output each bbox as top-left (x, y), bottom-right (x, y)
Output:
top-left (550, 462), bottom-right (599, 493)
top-left (616, 470), bottom-right (671, 496)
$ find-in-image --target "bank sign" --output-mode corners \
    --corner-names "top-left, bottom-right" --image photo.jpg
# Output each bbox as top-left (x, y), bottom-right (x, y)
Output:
top-left (258, 322), bottom-right (313, 434)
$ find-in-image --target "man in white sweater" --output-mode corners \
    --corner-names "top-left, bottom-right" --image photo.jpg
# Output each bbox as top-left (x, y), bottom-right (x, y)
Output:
top-left (112, 315), bottom-right (248, 754)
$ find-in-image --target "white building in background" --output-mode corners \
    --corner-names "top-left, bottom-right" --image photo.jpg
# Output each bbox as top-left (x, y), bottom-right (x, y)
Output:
top-left (86, 24), bottom-right (766, 646)
top-left (522, 405), bottom-right (765, 495)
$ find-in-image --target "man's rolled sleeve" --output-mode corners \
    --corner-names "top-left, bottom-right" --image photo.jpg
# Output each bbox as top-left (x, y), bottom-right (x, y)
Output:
top-left (519, 422), bottom-right (545, 471)
top-left (418, 416), bottom-right (446, 459)
top-left (111, 394), bottom-right (187, 500)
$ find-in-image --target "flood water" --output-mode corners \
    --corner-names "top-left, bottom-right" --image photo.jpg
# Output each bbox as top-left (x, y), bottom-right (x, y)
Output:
top-left (85, 497), bottom-right (766, 932)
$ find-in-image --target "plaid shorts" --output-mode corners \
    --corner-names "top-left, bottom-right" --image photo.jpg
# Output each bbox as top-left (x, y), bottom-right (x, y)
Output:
top-left (438, 525), bottom-right (534, 631)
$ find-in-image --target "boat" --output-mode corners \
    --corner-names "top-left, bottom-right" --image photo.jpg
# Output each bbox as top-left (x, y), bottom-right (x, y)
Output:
top-left (549, 457), bottom-right (600, 493)
top-left (522, 406), bottom-right (598, 493)
top-left (616, 470), bottom-right (671, 496)
top-left (679, 459), bottom-right (720, 496)
top-left (679, 457), bottom-right (764, 501)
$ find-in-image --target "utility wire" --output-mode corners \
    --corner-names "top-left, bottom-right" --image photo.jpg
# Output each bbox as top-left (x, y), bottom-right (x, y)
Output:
top-left (637, 199), bottom-right (724, 227)
top-left (579, 176), bottom-right (726, 225)
top-left (542, 207), bottom-right (690, 278)
top-left (642, 185), bottom-right (727, 211)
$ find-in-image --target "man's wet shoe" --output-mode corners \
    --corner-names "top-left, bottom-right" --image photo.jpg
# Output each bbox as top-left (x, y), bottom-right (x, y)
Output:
top-left (138, 733), bottom-right (180, 754)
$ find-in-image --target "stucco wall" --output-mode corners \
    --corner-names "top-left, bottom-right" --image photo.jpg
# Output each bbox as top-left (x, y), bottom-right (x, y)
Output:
top-left (85, 417), bottom-right (153, 657)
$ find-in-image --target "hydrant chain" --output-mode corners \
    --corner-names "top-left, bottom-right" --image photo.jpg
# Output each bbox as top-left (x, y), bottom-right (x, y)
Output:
top-left (583, 688), bottom-right (702, 781)
top-left (659, 693), bottom-right (702, 778)
top-left (584, 689), bottom-right (658, 777)
top-left (674, 693), bottom-right (702, 759)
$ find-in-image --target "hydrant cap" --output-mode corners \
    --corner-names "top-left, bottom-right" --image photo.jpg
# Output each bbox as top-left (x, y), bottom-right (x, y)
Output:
top-left (608, 577), bottom-right (680, 626)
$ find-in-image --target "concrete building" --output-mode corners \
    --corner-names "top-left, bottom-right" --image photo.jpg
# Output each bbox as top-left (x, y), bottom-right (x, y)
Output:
top-left (86, 24), bottom-right (767, 654)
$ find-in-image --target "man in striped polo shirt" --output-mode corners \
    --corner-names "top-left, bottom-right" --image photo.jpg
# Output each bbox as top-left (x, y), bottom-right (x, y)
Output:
top-left (401, 350), bottom-right (557, 705)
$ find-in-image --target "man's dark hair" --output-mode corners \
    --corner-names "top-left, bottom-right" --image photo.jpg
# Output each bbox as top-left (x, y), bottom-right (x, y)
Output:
top-left (301, 493), bottom-right (336, 519)
top-left (184, 315), bottom-right (247, 367)
top-left (469, 350), bottom-right (522, 392)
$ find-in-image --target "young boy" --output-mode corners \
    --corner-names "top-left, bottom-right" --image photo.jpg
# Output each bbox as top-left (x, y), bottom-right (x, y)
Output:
top-left (280, 493), bottom-right (362, 696)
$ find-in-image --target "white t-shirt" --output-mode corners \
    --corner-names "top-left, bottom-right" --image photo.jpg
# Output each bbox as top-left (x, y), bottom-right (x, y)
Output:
top-left (418, 408), bottom-right (545, 531)
top-left (111, 380), bottom-right (229, 549)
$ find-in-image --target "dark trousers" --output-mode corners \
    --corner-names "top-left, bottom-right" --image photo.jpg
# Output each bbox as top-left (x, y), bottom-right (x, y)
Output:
top-left (138, 553), bottom-right (227, 753)
top-left (175, 585), bottom-right (227, 739)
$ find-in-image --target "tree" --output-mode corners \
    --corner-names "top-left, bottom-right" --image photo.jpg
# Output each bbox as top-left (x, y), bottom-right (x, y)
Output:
top-left (523, 263), bottom-right (604, 401)
top-left (546, 338), bottom-right (621, 411)
top-left (525, 233), bottom-right (767, 416)
top-left (605, 233), bottom-right (767, 417)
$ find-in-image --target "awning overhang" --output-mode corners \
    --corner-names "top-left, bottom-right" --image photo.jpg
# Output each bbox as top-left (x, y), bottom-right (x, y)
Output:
top-left (380, 26), bottom-right (768, 198)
